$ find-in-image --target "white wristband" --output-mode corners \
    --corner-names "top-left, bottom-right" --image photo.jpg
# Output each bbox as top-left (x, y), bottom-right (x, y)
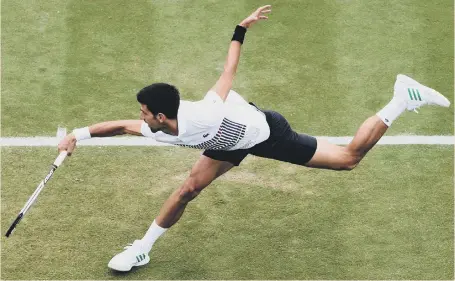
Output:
top-left (73, 127), bottom-right (91, 141)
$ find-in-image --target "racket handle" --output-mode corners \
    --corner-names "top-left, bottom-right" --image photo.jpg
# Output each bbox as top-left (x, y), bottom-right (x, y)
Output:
top-left (53, 151), bottom-right (68, 167)
top-left (5, 213), bottom-right (23, 237)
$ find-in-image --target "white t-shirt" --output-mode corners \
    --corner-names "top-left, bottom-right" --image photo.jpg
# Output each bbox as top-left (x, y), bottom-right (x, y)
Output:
top-left (140, 90), bottom-right (270, 150)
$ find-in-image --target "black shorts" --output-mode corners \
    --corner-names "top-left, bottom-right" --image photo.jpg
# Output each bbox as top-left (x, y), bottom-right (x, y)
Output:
top-left (203, 105), bottom-right (317, 166)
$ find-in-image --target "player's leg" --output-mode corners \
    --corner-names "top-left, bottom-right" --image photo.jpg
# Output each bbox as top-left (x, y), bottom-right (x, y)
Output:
top-left (155, 155), bottom-right (234, 228)
top-left (150, 148), bottom-right (248, 230)
top-left (108, 148), bottom-right (250, 272)
top-left (108, 155), bottom-right (234, 272)
top-left (306, 116), bottom-right (387, 170)
top-left (307, 74), bottom-right (450, 170)
top-left (304, 138), bottom-right (365, 170)
top-left (254, 75), bottom-right (450, 170)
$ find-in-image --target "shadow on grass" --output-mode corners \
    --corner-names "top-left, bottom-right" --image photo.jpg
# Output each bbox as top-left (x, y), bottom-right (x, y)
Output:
top-left (108, 266), bottom-right (144, 277)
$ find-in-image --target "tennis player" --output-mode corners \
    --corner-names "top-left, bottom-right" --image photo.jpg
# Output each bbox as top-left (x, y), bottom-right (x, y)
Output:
top-left (58, 5), bottom-right (450, 271)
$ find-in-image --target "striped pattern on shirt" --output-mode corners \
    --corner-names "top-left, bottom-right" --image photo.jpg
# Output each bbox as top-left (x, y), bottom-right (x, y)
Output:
top-left (177, 118), bottom-right (246, 150)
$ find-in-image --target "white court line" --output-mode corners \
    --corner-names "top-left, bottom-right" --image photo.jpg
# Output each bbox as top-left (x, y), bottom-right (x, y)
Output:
top-left (0, 136), bottom-right (454, 146)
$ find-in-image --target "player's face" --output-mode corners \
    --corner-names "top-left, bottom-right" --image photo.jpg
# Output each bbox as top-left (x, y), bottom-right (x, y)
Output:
top-left (140, 104), bottom-right (164, 133)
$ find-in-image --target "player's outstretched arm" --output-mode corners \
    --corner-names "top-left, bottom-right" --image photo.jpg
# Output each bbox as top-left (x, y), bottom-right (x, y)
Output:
top-left (58, 120), bottom-right (143, 156)
top-left (211, 5), bottom-right (271, 102)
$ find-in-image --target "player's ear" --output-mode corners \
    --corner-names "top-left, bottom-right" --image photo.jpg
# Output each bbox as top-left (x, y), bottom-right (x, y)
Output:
top-left (156, 113), bottom-right (166, 123)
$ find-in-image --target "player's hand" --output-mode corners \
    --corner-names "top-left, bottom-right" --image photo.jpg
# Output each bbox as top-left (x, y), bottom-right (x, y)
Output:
top-left (239, 5), bottom-right (272, 29)
top-left (58, 133), bottom-right (77, 156)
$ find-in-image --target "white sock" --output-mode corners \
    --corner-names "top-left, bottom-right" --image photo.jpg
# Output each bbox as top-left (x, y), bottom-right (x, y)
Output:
top-left (376, 97), bottom-right (407, 127)
top-left (141, 219), bottom-right (168, 253)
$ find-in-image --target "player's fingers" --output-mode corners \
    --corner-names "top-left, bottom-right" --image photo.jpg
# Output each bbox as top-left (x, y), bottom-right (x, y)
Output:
top-left (57, 144), bottom-right (67, 154)
top-left (67, 143), bottom-right (76, 156)
top-left (58, 147), bottom-right (71, 156)
top-left (259, 5), bottom-right (272, 11)
top-left (261, 9), bottom-right (272, 14)
top-left (259, 16), bottom-right (268, 20)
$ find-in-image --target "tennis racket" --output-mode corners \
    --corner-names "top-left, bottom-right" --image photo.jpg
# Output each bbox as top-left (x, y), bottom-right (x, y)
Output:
top-left (5, 151), bottom-right (68, 237)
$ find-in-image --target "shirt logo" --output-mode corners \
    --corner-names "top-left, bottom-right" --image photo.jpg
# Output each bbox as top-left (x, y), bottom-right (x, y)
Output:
top-left (203, 133), bottom-right (210, 138)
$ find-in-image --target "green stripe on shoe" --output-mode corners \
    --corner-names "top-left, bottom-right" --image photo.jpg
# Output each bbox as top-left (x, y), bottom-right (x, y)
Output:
top-left (412, 89), bottom-right (418, 100)
top-left (416, 89), bottom-right (422, 101)
top-left (408, 88), bottom-right (413, 100)
top-left (136, 254), bottom-right (145, 262)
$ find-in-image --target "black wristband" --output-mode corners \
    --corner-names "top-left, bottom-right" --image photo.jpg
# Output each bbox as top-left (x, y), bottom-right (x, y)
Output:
top-left (231, 25), bottom-right (247, 44)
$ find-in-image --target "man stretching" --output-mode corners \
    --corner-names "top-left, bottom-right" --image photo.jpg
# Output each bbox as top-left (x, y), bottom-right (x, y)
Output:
top-left (58, 5), bottom-right (450, 271)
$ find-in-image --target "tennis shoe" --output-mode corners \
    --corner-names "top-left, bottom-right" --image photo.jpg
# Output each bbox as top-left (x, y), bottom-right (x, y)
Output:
top-left (394, 74), bottom-right (450, 112)
top-left (108, 240), bottom-right (150, 271)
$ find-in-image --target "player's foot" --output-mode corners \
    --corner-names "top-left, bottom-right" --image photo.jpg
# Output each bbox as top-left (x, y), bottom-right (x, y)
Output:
top-left (108, 240), bottom-right (150, 272)
top-left (394, 74), bottom-right (450, 112)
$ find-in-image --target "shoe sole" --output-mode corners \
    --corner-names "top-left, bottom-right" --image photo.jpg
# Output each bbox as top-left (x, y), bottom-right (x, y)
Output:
top-left (108, 255), bottom-right (150, 272)
top-left (396, 74), bottom-right (450, 107)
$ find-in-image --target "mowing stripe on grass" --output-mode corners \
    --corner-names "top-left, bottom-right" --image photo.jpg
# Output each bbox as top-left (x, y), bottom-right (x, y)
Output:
top-left (0, 136), bottom-right (453, 147)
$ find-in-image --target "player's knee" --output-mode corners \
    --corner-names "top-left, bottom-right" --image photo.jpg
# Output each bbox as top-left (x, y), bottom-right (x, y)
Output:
top-left (178, 177), bottom-right (203, 203)
top-left (341, 155), bottom-right (361, 171)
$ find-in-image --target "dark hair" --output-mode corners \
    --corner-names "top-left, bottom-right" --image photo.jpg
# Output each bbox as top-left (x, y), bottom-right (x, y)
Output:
top-left (136, 83), bottom-right (180, 119)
